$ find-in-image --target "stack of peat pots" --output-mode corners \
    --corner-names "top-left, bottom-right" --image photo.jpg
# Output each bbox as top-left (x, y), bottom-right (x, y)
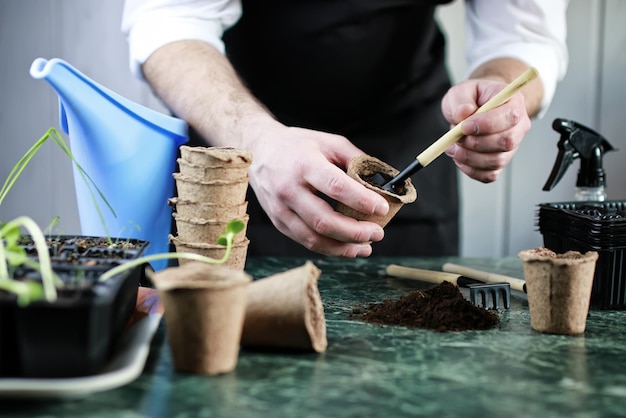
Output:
top-left (169, 145), bottom-right (252, 270)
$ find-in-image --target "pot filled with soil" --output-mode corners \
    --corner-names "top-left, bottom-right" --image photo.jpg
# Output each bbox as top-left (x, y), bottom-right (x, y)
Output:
top-left (519, 247), bottom-right (599, 335)
top-left (0, 234), bottom-right (149, 378)
top-left (336, 155), bottom-right (417, 227)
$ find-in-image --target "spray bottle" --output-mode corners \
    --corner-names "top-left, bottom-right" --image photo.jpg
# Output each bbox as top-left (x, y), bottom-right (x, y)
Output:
top-left (543, 118), bottom-right (617, 201)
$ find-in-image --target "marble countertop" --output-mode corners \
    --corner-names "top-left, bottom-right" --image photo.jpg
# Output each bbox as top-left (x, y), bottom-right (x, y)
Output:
top-left (4, 256), bottom-right (626, 418)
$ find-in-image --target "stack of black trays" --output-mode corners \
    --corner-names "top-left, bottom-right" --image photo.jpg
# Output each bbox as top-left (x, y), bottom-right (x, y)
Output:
top-left (538, 200), bottom-right (626, 309)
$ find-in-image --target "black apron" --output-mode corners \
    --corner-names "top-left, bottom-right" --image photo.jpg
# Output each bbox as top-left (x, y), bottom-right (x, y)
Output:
top-left (187, 0), bottom-right (459, 257)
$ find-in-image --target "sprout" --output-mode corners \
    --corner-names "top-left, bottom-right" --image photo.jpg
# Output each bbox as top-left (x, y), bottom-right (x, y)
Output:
top-left (0, 216), bottom-right (58, 305)
top-left (98, 219), bottom-right (245, 282)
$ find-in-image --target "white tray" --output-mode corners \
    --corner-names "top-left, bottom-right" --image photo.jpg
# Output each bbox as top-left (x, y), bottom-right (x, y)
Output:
top-left (0, 312), bottom-right (162, 400)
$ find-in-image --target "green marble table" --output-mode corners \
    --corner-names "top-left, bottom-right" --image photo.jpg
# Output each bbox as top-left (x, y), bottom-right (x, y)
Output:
top-left (3, 256), bottom-right (626, 418)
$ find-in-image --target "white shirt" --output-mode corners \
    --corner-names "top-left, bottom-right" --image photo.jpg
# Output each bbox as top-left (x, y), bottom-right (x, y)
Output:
top-left (121, 0), bottom-right (568, 113)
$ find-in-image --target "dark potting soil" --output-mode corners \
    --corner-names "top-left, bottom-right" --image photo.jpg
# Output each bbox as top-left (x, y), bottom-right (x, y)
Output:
top-left (10, 236), bottom-right (149, 288)
top-left (351, 281), bottom-right (500, 332)
top-left (362, 173), bottom-right (407, 195)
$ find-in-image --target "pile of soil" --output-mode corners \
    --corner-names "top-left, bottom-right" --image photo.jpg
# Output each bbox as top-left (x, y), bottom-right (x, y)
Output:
top-left (351, 281), bottom-right (500, 332)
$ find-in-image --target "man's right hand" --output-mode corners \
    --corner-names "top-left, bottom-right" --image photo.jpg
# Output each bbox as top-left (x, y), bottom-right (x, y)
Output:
top-left (245, 119), bottom-right (389, 257)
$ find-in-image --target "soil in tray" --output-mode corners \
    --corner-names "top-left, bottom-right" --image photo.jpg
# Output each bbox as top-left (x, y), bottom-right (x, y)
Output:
top-left (19, 236), bottom-right (144, 258)
top-left (350, 281), bottom-right (500, 332)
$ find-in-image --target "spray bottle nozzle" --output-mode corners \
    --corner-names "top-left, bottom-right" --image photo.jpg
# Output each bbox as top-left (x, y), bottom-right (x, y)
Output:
top-left (543, 118), bottom-right (617, 192)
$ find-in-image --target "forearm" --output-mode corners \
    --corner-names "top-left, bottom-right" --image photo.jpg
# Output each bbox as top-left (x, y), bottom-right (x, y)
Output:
top-left (468, 57), bottom-right (544, 118)
top-left (141, 39), bottom-right (277, 150)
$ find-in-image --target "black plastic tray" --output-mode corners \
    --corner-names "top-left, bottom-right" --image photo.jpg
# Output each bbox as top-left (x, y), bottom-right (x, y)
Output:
top-left (0, 235), bottom-right (149, 378)
top-left (538, 201), bottom-right (626, 309)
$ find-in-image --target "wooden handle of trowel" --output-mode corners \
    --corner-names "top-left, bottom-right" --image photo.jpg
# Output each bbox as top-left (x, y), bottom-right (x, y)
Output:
top-left (442, 263), bottom-right (527, 293)
top-left (386, 264), bottom-right (483, 288)
top-left (417, 67), bottom-right (539, 167)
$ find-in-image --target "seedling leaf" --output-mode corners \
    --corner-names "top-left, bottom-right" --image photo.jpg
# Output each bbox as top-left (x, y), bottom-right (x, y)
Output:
top-left (98, 219), bottom-right (245, 282)
top-left (0, 128), bottom-right (116, 242)
top-left (0, 217), bottom-right (58, 302)
top-left (0, 279), bottom-right (44, 307)
top-left (217, 219), bottom-right (245, 246)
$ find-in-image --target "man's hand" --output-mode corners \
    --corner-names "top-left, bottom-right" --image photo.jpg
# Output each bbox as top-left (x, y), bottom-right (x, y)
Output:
top-left (246, 120), bottom-right (389, 257)
top-left (441, 78), bottom-right (530, 183)
top-left (441, 58), bottom-right (542, 183)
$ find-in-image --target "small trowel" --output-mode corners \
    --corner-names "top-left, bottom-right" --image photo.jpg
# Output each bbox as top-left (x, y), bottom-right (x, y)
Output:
top-left (371, 67), bottom-right (540, 193)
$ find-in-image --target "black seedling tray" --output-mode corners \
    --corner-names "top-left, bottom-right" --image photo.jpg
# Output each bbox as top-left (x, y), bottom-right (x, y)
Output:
top-left (538, 201), bottom-right (626, 309)
top-left (0, 235), bottom-right (149, 378)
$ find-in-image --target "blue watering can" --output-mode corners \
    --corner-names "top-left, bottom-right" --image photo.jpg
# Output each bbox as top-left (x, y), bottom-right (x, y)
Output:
top-left (30, 58), bottom-right (188, 271)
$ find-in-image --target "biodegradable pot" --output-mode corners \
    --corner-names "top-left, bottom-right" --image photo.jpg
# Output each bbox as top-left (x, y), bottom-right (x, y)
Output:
top-left (173, 173), bottom-right (248, 206)
top-left (180, 145), bottom-right (253, 168)
top-left (241, 261), bottom-right (327, 352)
top-left (169, 234), bottom-right (249, 271)
top-left (336, 155), bottom-right (417, 227)
top-left (177, 158), bottom-right (249, 182)
top-left (173, 213), bottom-right (249, 244)
top-left (519, 247), bottom-right (599, 335)
top-left (0, 235), bottom-right (148, 378)
top-left (169, 198), bottom-right (248, 221)
top-left (150, 262), bottom-right (252, 375)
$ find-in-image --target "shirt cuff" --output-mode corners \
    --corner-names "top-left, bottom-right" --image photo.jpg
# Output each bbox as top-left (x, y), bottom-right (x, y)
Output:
top-left (126, 16), bottom-right (227, 80)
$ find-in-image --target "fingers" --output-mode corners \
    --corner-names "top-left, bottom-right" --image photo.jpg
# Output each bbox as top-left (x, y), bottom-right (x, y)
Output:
top-left (460, 94), bottom-right (526, 145)
top-left (442, 82), bottom-right (531, 183)
top-left (248, 126), bottom-right (390, 257)
top-left (446, 108), bottom-right (529, 182)
top-left (448, 149), bottom-right (511, 183)
top-left (306, 162), bottom-right (389, 217)
top-left (272, 206), bottom-right (382, 258)
top-left (272, 173), bottom-right (386, 256)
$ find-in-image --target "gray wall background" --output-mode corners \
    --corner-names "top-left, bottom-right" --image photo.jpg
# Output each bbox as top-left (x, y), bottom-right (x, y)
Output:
top-left (1, 0), bottom-right (624, 257)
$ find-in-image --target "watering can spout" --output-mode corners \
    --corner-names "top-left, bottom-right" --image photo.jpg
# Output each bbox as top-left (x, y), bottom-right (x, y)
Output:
top-left (30, 57), bottom-right (189, 270)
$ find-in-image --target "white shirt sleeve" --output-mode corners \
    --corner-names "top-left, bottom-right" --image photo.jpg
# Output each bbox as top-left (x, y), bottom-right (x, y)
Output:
top-left (121, 0), bottom-right (242, 79)
top-left (464, 0), bottom-right (569, 116)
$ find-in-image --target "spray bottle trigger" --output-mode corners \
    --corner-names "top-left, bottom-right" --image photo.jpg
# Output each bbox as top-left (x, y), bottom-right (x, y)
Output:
top-left (542, 118), bottom-right (579, 191)
top-left (543, 146), bottom-right (576, 191)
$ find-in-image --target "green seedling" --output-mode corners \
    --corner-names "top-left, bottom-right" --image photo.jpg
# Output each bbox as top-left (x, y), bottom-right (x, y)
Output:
top-left (0, 127), bottom-right (116, 305)
top-left (0, 127), bottom-right (116, 241)
top-left (0, 216), bottom-right (59, 305)
top-left (99, 219), bottom-right (245, 282)
top-left (0, 217), bottom-right (245, 305)
top-left (44, 216), bottom-right (61, 236)
top-left (0, 127), bottom-right (245, 306)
